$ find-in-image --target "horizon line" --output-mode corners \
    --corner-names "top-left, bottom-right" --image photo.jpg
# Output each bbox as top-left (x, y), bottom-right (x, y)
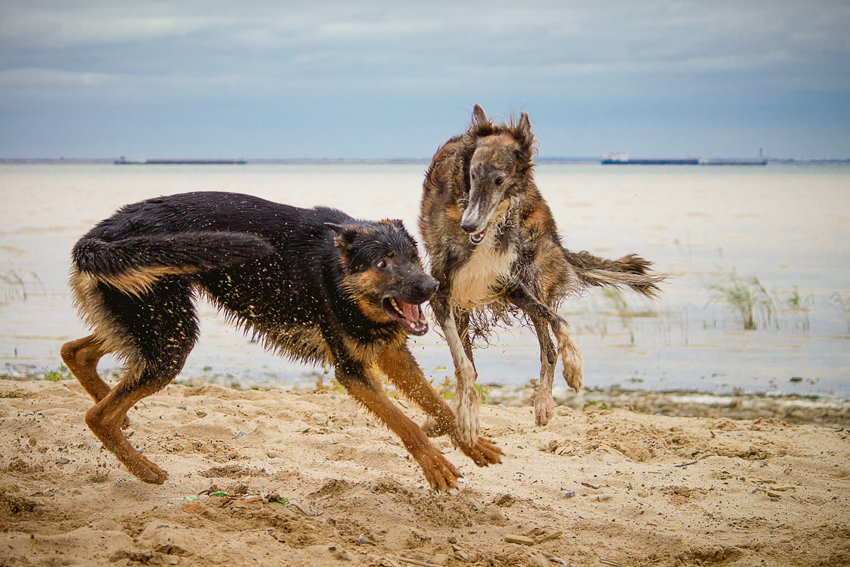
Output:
top-left (1, 156), bottom-right (849, 165)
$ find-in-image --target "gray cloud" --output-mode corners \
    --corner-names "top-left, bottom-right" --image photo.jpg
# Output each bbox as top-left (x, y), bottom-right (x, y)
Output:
top-left (1, 0), bottom-right (848, 158)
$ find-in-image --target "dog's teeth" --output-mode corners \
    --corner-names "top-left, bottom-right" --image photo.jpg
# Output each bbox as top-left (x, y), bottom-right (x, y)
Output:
top-left (391, 298), bottom-right (405, 317)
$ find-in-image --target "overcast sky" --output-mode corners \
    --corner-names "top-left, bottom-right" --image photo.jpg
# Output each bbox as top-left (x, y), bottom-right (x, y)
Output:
top-left (1, 1), bottom-right (848, 160)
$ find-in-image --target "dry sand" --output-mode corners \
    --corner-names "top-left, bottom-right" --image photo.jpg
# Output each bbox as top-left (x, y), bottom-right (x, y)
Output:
top-left (1, 377), bottom-right (849, 567)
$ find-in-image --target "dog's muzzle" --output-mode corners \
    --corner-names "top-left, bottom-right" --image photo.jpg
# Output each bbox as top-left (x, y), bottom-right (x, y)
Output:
top-left (383, 276), bottom-right (438, 336)
top-left (460, 216), bottom-right (487, 245)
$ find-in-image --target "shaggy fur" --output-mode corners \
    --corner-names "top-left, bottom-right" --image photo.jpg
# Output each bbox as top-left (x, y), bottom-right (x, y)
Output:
top-left (420, 106), bottom-right (663, 444)
top-left (61, 191), bottom-right (500, 491)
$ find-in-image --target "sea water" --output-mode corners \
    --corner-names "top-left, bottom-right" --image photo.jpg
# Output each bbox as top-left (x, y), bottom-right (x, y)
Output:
top-left (1, 162), bottom-right (848, 397)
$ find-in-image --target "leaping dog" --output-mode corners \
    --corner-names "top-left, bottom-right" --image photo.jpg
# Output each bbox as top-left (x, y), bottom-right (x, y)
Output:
top-left (419, 106), bottom-right (663, 445)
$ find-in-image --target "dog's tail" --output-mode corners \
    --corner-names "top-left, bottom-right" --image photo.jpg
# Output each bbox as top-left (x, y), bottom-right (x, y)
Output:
top-left (567, 250), bottom-right (664, 297)
top-left (72, 231), bottom-right (273, 297)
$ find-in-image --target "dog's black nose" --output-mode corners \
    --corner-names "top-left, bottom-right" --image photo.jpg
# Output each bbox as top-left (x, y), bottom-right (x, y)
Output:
top-left (422, 277), bottom-right (439, 298)
top-left (460, 219), bottom-right (477, 233)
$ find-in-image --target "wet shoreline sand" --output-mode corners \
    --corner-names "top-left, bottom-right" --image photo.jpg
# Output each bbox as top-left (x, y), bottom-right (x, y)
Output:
top-left (7, 370), bottom-right (849, 427)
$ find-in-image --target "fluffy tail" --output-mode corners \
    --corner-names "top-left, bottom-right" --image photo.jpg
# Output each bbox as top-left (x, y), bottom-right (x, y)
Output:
top-left (566, 250), bottom-right (664, 297)
top-left (72, 231), bottom-right (273, 296)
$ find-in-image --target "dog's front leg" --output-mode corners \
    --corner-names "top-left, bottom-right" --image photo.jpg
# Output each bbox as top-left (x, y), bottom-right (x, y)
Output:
top-left (378, 344), bottom-right (501, 466)
top-left (507, 283), bottom-right (583, 396)
top-left (431, 296), bottom-right (480, 447)
top-left (335, 361), bottom-right (462, 491)
top-left (529, 316), bottom-right (557, 426)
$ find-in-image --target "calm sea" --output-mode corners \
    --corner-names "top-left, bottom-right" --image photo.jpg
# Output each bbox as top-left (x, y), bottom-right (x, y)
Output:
top-left (1, 162), bottom-right (848, 398)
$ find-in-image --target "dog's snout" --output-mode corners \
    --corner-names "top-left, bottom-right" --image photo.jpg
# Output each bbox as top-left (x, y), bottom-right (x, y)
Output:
top-left (422, 277), bottom-right (439, 298)
top-left (460, 218), bottom-right (478, 233)
top-left (460, 205), bottom-right (481, 233)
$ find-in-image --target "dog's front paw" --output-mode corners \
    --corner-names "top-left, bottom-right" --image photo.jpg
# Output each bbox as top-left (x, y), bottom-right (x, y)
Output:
top-left (458, 436), bottom-right (502, 466)
top-left (417, 448), bottom-right (462, 491)
top-left (533, 391), bottom-right (555, 426)
top-left (125, 454), bottom-right (168, 484)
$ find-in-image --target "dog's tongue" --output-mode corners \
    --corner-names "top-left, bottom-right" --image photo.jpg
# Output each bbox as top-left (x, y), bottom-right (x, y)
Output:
top-left (399, 300), bottom-right (420, 323)
top-left (391, 298), bottom-right (429, 335)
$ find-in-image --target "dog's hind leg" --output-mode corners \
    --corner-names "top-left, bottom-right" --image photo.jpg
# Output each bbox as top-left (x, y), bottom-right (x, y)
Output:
top-left (530, 316), bottom-right (557, 426)
top-left (335, 361), bottom-right (462, 491)
top-left (552, 318), bottom-right (583, 393)
top-left (378, 344), bottom-right (501, 466)
top-left (85, 369), bottom-right (171, 484)
top-left (62, 334), bottom-right (136, 429)
top-left (507, 284), bottom-right (583, 394)
top-left (81, 278), bottom-right (198, 484)
top-left (87, 345), bottom-right (194, 483)
top-left (431, 297), bottom-right (480, 446)
top-left (61, 334), bottom-right (111, 402)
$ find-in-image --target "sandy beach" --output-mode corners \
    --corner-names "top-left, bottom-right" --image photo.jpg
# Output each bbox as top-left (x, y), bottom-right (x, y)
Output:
top-left (2, 377), bottom-right (848, 567)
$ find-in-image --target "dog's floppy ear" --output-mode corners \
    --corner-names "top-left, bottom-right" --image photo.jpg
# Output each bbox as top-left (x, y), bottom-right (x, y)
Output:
top-left (517, 111), bottom-right (533, 148)
top-left (471, 104), bottom-right (489, 127)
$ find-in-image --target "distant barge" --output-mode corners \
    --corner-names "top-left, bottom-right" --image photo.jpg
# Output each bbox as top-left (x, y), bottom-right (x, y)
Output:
top-left (602, 152), bottom-right (767, 166)
top-left (114, 158), bottom-right (247, 165)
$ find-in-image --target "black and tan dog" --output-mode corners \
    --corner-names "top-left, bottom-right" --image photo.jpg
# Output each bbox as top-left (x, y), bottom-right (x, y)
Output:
top-left (420, 106), bottom-right (663, 445)
top-left (61, 191), bottom-right (500, 490)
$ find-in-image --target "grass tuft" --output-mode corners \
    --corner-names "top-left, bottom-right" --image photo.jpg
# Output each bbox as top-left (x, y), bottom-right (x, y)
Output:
top-left (707, 270), bottom-right (777, 330)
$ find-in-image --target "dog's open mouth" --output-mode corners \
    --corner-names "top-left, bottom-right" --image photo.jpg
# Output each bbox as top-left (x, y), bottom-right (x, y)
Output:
top-left (469, 229), bottom-right (486, 245)
top-left (384, 297), bottom-right (429, 336)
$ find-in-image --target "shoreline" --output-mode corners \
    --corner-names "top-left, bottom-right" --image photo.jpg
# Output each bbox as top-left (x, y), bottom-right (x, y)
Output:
top-left (486, 384), bottom-right (850, 427)
top-left (5, 372), bottom-right (849, 427)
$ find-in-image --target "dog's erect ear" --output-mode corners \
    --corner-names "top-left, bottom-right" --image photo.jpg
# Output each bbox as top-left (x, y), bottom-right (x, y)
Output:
top-left (379, 218), bottom-right (404, 230)
top-left (471, 104), bottom-right (489, 127)
top-left (517, 111), bottom-right (533, 148)
top-left (325, 222), bottom-right (360, 250)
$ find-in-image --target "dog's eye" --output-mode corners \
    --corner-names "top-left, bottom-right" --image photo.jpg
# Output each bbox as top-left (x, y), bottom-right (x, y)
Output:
top-left (376, 259), bottom-right (387, 269)
top-left (494, 175), bottom-right (505, 186)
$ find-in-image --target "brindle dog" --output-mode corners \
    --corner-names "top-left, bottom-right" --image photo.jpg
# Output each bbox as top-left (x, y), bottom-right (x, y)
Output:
top-left (420, 106), bottom-right (663, 445)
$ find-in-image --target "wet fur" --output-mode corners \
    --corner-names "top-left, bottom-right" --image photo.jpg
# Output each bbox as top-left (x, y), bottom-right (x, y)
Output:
top-left (61, 191), bottom-right (500, 491)
top-left (420, 106), bottom-right (663, 443)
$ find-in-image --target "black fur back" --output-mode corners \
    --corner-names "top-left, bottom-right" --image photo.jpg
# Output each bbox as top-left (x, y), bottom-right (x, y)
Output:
top-left (72, 232), bottom-right (273, 276)
top-left (69, 191), bottom-right (424, 367)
